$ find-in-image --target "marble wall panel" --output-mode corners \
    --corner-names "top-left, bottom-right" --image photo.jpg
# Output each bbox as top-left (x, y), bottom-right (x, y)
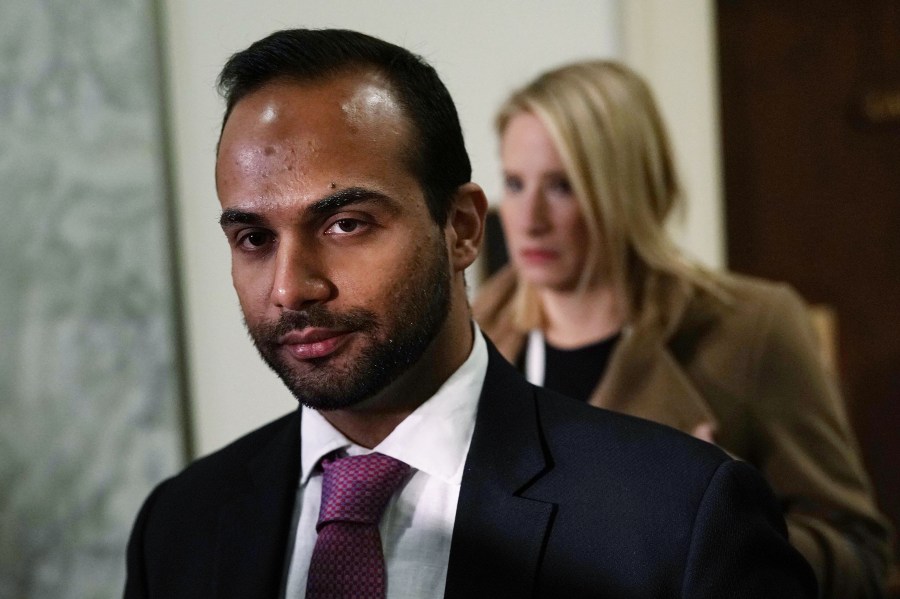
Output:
top-left (0, 0), bottom-right (186, 597)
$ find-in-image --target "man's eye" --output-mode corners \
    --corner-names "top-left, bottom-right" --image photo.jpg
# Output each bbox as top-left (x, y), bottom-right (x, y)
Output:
top-left (337, 219), bottom-right (358, 233)
top-left (325, 218), bottom-right (366, 235)
top-left (237, 231), bottom-right (272, 249)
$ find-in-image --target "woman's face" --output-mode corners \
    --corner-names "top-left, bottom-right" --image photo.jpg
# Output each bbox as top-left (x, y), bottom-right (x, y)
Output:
top-left (499, 112), bottom-right (592, 292)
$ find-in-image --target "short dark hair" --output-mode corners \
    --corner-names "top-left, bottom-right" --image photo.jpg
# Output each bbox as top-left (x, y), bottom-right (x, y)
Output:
top-left (217, 28), bottom-right (471, 226)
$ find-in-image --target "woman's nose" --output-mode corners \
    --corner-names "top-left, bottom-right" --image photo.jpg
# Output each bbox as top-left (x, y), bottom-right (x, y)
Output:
top-left (522, 192), bottom-right (551, 235)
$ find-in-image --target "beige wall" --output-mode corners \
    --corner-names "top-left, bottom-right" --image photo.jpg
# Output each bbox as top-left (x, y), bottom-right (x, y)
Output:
top-left (622, 0), bottom-right (725, 269)
top-left (160, 1), bottom-right (722, 456)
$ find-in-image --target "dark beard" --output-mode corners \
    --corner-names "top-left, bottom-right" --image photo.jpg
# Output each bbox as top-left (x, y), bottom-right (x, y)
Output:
top-left (246, 238), bottom-right (451, 411)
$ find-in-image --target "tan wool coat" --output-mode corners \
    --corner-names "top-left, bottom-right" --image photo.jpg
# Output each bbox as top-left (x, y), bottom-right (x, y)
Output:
top-left (474, 265), bottom-right (893, 599)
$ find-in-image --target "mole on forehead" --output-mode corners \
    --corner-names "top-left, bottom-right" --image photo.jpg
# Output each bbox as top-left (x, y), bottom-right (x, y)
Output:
top-left (231, 144), bottom-right (287, 171)
top-left (228, 136), bottom-right (311, 167)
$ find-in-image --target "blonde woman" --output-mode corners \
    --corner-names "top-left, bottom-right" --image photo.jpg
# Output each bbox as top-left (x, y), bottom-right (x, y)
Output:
top-left (474, 60), bottom-right (892, 598)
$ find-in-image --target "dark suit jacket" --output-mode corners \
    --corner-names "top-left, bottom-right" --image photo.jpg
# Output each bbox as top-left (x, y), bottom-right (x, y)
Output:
top-left (125, 342), bottom-right (817, 598)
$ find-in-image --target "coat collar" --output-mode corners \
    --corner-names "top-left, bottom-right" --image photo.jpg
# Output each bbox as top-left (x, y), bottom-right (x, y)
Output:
top-left (475, 266), bottom-right (718, 436)
top-left (592, 273), bottom-right (719, 434)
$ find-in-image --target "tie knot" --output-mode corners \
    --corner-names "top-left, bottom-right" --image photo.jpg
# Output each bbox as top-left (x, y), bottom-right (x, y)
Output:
top-left (317, 452), bottom-right (411, 529)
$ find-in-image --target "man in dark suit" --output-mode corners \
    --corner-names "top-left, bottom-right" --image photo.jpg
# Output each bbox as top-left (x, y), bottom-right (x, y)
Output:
top-left (125, 28), bottom-right (817, 598)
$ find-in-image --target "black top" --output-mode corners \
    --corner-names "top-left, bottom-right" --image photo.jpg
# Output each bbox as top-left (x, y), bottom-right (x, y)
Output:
top-left (518, 333), bottom-right (621, 403)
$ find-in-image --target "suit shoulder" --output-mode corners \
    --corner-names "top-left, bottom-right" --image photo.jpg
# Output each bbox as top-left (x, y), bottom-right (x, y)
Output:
top-left (534, 386), bottom-right (732, 475)
top-left (154, 410), bottom-right (298, 500)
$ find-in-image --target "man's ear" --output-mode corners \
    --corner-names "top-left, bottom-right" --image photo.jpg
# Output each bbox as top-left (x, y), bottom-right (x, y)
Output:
top-left (445, 183), bottom-right (488, 273)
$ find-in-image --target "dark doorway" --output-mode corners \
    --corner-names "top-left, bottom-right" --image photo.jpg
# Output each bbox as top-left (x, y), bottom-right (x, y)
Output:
top-left (717, 0), bottom-right (900, 580)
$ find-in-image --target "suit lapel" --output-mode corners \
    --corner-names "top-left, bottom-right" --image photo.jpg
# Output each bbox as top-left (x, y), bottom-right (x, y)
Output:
top-left (213, 411), bottom-right (301, 598)
top-left (445, 343), bottom-right (554, 599)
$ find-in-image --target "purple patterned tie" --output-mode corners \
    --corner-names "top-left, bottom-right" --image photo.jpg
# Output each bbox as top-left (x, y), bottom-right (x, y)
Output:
top-left (306, 452), bottom-right (411, 599)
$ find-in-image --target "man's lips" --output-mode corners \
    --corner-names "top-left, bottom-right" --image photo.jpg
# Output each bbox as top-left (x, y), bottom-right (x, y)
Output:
top-left (278, 328), bottom-right (352, 360)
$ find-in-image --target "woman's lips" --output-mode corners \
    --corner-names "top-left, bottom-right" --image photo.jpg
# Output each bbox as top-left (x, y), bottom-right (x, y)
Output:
top-left (519, 248), bottom-right (559, 265)
top-left (278, 328), bottom-right (352, 360)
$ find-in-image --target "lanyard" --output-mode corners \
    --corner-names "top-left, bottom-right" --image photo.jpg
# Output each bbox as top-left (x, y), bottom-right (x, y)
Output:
top-left (525, 329), bottom-right (545, 386)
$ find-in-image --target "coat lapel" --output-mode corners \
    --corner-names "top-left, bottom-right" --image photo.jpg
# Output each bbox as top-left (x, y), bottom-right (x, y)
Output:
top-left (592, 274), bottom-right (719, 435)
top-left (475, 267), bottom-right (719, 436)
top-left (445, 343), bottom-right (554, 599)
top-left (593, 331), bottom-right (717, 434)
top-left (213, 411), bottom-right (301, 598)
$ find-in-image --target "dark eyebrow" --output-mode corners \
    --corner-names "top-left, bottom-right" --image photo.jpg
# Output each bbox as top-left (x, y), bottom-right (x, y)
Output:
top-left (308, 187), bottom-right (398, 215)
top-left (218, 187), bottom-right (398, 229)
top-left (219, 209), bottom-right (264, 228)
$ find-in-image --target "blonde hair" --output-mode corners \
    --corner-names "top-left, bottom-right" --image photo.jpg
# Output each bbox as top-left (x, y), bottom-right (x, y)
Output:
top-left (496, 60), bottom-right (722, 329)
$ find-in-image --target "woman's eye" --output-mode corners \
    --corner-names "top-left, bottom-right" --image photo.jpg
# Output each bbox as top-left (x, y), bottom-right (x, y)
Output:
top-left (504, 175), bottom-right (523, 194)
top-left (547, 176), bottom-right (573, 196)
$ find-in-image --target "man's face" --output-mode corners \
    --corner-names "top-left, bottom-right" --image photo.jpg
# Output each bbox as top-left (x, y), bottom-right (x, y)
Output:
top-left (215, 72), bottom-right (452, 411)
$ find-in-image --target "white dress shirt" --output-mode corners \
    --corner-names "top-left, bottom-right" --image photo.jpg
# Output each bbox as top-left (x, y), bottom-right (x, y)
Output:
top-left (283, 328), bottom-right (488, 599)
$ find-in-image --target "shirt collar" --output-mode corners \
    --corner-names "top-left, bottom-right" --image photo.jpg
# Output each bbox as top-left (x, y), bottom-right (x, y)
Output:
top-left (300, 326), bottom-right (488, 486)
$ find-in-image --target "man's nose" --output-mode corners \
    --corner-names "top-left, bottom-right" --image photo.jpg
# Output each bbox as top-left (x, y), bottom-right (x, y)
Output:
top-left (270, 240), bottom-right (332, 310)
